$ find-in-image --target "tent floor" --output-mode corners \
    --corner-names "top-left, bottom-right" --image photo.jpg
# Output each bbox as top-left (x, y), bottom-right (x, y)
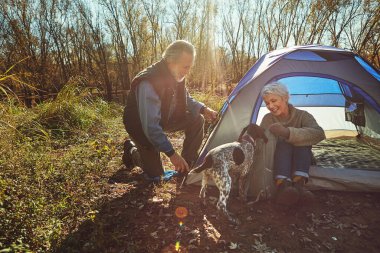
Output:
top-left (308, 132), bottom-right (380, 192)
top-left (313, 133), bottom-right (380, 171)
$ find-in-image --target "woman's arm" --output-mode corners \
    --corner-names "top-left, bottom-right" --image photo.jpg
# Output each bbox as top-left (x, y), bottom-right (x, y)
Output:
top-left (287, 111), bottom-right (326, 146)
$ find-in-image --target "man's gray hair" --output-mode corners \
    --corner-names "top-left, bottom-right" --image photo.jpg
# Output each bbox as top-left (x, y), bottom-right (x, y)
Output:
top-left (261, 82), bottom-right (289, 98)
top-left (162, 40), bottom-right (196, 63)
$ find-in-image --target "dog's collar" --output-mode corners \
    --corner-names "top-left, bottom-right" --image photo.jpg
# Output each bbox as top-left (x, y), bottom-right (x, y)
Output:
top-left (241, 134), bottom-right (255, 146)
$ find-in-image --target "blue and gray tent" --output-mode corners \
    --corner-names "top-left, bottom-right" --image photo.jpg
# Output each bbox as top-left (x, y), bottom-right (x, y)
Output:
top-left (186, 45), bottom-right (380, 194)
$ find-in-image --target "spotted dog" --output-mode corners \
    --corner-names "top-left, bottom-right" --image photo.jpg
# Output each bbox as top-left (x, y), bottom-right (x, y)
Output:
top-left (192, 123), bottom-right (267, 224)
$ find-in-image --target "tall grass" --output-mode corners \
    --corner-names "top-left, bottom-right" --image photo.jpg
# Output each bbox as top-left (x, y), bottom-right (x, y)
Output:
top-left (0, 77), bottom-right (124, 252)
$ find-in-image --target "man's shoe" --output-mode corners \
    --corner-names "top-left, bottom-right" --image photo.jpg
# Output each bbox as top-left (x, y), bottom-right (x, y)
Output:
top-left (122, 139), bottom-right (138, 170)
top-left (162, 170), bottom-right (180, 181)
top-left (143, 170), bottom-right (179, 183)
top-left (143, 174), bottom-right (161, 183)
top-left (293, 176), bottom-right (315, 205)
top-left (275, 180), bottom-right (300, 206)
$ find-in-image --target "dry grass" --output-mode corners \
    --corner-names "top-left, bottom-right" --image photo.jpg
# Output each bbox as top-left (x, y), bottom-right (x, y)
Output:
top-left (0, 79), bottom-right (124, 252)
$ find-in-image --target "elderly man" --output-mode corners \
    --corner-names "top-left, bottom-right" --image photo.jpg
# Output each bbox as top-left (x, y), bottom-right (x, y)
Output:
top-left (123, 40), bottom-right (217, 182)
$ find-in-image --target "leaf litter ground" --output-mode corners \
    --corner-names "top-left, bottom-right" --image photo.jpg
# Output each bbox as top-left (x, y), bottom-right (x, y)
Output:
top-left (59, 132), bottom-right (380, 253)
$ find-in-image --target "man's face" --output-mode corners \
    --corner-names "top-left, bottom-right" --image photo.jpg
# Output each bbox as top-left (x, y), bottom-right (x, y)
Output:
top-left (168, 52), bottom-right (194, 82)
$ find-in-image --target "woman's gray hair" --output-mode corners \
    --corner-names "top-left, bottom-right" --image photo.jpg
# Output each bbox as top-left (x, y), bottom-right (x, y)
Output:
top-left (162, 40), bottom-right (196, 63)
top-left (261, 82), bottom-right (289, 98)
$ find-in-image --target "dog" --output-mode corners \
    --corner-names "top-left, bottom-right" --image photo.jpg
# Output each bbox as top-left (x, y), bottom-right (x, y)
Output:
top-left (191, 123), bottom-right (267, 224)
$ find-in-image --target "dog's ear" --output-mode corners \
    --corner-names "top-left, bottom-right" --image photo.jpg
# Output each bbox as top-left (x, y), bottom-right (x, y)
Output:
top-left (247, 124), bottom-right (268, 143)
top-left (238, 126), bottom-right (248, 142)
top-left (232, 147), bottom-right (245, 165)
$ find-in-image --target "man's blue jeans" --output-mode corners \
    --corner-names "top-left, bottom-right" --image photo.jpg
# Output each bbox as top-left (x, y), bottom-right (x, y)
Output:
top-left (273, 139), bottom-right (312, 180)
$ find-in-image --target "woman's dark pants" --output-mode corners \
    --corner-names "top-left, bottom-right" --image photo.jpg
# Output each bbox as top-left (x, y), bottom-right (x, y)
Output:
top-left (273, 139), bottom-right (312, 180)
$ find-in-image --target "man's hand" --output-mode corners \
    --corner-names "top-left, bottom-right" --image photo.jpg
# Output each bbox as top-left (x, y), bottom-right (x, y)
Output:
top-left (203, 107), bottom-right (218, 122)
top-left (269, 123), bottom-right (290, 139)
top-left (169, 153), bottom-right (189, 173)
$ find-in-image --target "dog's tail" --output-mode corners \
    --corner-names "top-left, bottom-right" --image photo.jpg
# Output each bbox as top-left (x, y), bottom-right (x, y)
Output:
top-left (192, 154), bottom-right (213, 173)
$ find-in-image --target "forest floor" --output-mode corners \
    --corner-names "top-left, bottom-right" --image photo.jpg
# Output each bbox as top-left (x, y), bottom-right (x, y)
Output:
top-left (58, 132), bottom-right (380, 253)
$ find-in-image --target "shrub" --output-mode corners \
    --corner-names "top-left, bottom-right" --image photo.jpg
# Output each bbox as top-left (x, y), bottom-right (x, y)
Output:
top-left (0, 78), bottom-right (123, 252)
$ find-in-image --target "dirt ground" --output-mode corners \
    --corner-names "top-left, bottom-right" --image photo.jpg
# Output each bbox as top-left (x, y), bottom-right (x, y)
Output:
top-left (59, 133), bottom-right (380, 253)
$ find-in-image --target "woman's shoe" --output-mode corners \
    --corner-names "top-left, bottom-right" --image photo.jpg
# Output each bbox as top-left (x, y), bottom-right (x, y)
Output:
top-left (293, 176), bottom-right (315, 205)
top-left (275, 180), bottom-right (300, 206)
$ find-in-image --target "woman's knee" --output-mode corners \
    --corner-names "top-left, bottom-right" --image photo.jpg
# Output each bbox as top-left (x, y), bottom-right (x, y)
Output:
top-left (294, 146), bottom-right (312, 158)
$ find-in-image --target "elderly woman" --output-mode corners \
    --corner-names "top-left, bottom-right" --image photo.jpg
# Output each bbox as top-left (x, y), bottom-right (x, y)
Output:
top-left (260, 82), bottom-right (325, 206)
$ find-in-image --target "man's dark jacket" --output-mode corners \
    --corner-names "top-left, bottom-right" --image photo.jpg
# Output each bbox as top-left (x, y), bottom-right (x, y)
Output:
top-left (123, 59), bottom-right (187, 149)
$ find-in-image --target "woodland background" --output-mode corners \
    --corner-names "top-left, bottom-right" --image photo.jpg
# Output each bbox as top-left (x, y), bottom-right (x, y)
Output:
top-left (1, 0), bottom-right (380, 252)
top-left (0, 0), bottom-right (379, 104)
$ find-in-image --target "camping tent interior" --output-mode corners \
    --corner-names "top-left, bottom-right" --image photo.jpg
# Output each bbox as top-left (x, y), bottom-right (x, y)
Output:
top-left (186, 45), bottom-right (380, 194)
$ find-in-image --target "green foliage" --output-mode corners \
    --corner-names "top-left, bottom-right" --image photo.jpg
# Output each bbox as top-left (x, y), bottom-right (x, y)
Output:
top-left (0, 80), bottom-right (123, 252)
top-left (15, 78), bottom-right (104, 139)
top-left (190, 90), bottom-right (226, 113)
top-left (0, 239), bottom-right (32, 253)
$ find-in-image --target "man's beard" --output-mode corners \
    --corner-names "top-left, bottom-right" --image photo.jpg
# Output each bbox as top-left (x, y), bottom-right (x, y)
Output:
top-left (176, 76), bottom-right (185, 82)
top-left (171, 68), bottom-right (185, 82)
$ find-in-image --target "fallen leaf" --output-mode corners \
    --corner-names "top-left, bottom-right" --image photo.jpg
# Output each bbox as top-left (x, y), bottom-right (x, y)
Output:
top-left (149, 196), bottom-right (163, 203)
top-left (189, 229), bottom-right (200, 235)
top-left (252, 233), bottom-right (263, 241)
top-left (301, 237), bottom-right (312, 243)
top-left (322, 242), bottom-right (332, 250)
top-left (209, 196), bottom-right (218, 202)
top-left (229, 242), bottom-right (238, 250)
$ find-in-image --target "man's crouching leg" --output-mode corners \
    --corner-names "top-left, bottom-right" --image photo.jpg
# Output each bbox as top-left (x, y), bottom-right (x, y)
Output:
top-left (181, 113), bottom-right (205, 167)
top-left (134, 144), bottom-right (164, 178)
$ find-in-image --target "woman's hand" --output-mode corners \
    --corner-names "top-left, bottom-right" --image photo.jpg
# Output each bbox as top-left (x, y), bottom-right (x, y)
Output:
top-left (269, 123), bottom-right (290, 139)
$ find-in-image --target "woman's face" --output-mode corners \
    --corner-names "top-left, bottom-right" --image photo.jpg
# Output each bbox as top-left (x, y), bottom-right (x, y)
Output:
top-left (263, 93), bottom-right (289, 119)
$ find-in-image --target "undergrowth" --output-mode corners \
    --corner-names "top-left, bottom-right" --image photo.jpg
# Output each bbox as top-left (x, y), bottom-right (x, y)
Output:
top-left (0, 78), bottom-right (124, 252)
top-left (0, 77), bottom-right (225, 252)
